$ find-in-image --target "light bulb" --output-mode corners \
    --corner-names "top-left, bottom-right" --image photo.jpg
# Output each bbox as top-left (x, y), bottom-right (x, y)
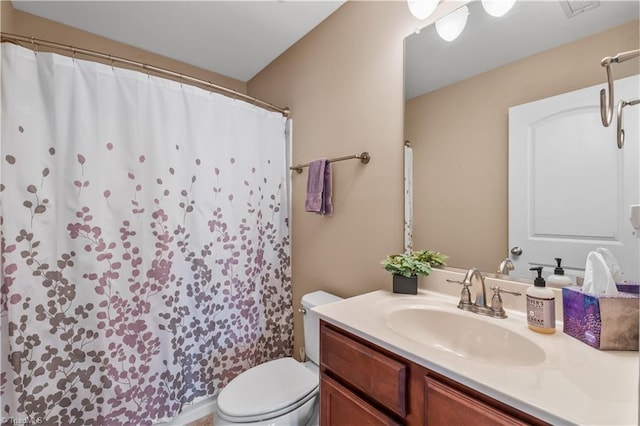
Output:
top-left (435, 5), bottom-right (469, 42)
top-left (481, 0), bottom-right (516, 17)
top-left (407, 0), bottom-right (439, 20)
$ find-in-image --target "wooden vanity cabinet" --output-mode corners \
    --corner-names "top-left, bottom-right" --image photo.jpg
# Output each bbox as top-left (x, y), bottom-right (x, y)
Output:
top-left (319, 321), bottom-right (547, 426)
top-left (321, 374), bottom-right (401, 426)
top-left (425, 376), bottom-right (530, 425)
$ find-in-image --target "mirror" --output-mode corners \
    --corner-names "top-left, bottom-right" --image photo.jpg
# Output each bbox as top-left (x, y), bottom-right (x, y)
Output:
top-left (404, 0), bottom-right (639, 281)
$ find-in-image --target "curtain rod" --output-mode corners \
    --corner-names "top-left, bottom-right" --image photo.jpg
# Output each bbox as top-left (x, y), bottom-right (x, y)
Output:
top-left (0, 32), bottom-right (290, 117)
top-left (290, 152), bottom-right (370, 174)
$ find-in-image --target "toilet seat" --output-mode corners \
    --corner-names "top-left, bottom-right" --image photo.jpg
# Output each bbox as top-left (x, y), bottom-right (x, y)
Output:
top-left (216, 357), bottom-right (319, 423)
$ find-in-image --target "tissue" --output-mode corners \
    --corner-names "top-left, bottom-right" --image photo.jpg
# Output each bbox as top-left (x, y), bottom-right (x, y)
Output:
top-left (595, 247), bottom-right (624, 283)
top-left (593, 247), bottom-right (640, 293)
top-left (582, 251), bottom-right (619, 296)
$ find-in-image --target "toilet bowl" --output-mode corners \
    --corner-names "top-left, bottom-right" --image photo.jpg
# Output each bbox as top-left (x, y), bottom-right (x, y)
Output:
top-left (214, 291), bottom-right (342, 426)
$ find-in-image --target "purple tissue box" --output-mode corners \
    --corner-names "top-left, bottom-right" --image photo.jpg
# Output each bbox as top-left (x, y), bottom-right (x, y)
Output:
top-left (616, 282), bottom-right (640, 294)
top-left (562, 286), bottom-right (639, 351)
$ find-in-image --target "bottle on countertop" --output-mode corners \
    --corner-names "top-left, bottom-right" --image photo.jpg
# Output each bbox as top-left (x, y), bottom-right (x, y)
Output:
top-left (527, 267), bottom-right (556, 334)
top-left (546, 257), bottom-right (573, 288)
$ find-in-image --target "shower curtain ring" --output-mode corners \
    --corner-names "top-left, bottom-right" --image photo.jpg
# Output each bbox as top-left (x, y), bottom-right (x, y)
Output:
top-left (31, 37), bottom-right (38, 53)
top-left (110, 54), bottom-right (115, 71)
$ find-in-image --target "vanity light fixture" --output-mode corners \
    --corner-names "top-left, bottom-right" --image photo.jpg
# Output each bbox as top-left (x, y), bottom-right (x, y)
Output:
top-left (481, 0), bottom-right (516, 17)
top-left (435, 5), bottom-right (469, 42)
top-left (407, 0), bottom-right (439, 20)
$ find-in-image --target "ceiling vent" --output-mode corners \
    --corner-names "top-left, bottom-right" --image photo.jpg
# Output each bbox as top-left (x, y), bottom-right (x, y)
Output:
top-left (560, 0), bottom-right (601, 18)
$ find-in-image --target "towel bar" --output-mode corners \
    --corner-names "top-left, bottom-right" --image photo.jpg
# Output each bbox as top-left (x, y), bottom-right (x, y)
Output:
top-left (290, 152), bottom-right (370, 174)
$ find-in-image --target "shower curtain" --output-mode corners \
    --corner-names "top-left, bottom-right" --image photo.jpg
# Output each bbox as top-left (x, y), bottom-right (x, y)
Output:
top-left (0, 43), bottom-right (292, 425)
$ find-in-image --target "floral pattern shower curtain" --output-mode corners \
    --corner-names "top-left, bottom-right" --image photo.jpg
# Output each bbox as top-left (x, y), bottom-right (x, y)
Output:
top-left (0, 43), bottom-right (292, 425)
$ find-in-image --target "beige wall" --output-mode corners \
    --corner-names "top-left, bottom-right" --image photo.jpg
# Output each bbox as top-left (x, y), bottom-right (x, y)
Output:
top-left (406, 21), bottom-right (640, 274)
top-left (247, 1), bottom-right (427, 358)
top-left (1, 1), bottom-right (246, 93)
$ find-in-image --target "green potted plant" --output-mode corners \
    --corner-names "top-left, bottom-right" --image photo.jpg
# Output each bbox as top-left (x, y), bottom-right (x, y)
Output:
top-left (380, 250), bottom-right (447, 294)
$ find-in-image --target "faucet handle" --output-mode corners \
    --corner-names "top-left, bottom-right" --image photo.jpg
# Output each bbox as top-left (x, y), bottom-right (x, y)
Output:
top-left (489, 286), bottom-right (522, 318)
top-left (446, 279), bottom-right (473, 310)
top-left (491, 286), bottom-right (522, 297)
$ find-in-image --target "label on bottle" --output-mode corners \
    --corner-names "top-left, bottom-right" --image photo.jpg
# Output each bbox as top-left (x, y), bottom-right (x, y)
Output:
top-left (527, 295), bottom-right (555, 329)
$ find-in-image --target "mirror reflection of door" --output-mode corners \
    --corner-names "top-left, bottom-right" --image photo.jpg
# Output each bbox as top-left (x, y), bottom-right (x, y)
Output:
top-left (509, 75), bottom-right (639, 282)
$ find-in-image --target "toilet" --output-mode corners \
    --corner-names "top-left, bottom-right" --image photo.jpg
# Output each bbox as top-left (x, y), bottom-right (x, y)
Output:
top-left (214, 291), bottom-right (342, 426)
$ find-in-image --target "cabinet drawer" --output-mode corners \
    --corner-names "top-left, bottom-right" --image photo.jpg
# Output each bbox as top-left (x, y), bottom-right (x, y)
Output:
top-left (425, 377), bottom-right (529, 426)
top-left (321, 325), bottom-right (408, 417)
top-left (321, 374), bottom-right (401, 426)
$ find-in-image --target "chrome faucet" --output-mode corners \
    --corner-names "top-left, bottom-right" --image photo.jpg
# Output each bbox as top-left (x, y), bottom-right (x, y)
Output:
top-left (497, 258), bottom-right (514, 275)
top-left (465, 267), bottom-right (488, 311)
top-left (447, 268), bottom-right (521, 318)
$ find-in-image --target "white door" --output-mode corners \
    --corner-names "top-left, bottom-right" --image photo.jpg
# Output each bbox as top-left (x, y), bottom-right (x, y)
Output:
top-left (509, 75), bottom-right (639, 282)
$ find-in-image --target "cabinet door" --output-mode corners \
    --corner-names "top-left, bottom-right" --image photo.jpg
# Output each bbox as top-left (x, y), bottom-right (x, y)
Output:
top-left (321, 375), bottom-right (401, 426)
top-left (321, 325), bottom-right (407, 417)
top-left (425, 377), bottom-right (529, 426)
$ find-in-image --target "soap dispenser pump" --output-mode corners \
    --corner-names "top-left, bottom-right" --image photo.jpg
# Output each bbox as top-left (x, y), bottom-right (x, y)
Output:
top-left (526, 267), bottom-right (556, 334)
top-left (547, 258), bottom-right (573, 288)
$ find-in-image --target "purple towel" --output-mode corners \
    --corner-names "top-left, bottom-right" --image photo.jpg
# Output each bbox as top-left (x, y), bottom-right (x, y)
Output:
top-left (305, 159), bottom-right (326, 213)
top-left (322, 161), bottom-right (333, 216)
top-left (305, 159), bottom-right (333, 215)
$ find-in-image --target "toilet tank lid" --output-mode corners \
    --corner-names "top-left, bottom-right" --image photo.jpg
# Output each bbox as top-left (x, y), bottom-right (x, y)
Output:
top-left (301, 291), bottom-right (342, 308)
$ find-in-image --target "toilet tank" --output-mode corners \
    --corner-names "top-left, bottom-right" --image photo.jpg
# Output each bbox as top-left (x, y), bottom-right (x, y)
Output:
top-left (301, 291), bottom-right (342, 365)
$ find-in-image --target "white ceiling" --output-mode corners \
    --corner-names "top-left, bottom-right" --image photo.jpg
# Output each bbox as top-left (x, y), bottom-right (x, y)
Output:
top-left (11, 0), bottom-right (346, 82)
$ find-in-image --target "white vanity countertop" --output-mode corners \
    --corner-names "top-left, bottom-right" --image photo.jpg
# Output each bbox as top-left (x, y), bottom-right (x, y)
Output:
top-left (312, 270), bottom-right (639, 426)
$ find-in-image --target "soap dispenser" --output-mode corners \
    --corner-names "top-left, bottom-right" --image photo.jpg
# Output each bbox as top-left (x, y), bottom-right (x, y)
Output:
top-left (547, 258), bottom-right (572, 288)
top-left (527, 267), bottom-right (556, 334)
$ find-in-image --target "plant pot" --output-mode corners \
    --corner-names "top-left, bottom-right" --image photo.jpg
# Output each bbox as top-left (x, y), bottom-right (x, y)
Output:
top-left (393, 274), bottom-right (418, 295)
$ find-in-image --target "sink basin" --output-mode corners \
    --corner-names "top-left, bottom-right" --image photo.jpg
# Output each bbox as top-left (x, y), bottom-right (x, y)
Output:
top-left (384, 306), bottom-right (546, 367)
